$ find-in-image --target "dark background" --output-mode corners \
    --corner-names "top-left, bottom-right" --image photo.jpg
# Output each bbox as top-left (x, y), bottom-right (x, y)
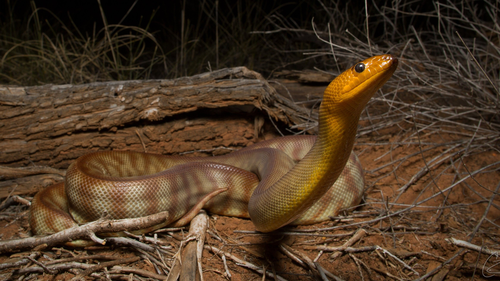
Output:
top-left (0, 0), bottom-right (493, 82)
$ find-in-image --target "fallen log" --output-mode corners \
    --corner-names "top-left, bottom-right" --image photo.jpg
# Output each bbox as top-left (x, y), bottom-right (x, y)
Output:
top-left (0, 67), bottom-right (314, 197)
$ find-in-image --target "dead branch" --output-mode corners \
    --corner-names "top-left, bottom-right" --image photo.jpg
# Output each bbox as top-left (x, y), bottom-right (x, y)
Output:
top-left (70, 256), bottom-right (140, 281)
top-left (448, 238), bottom-right (500, 256)
top-left (109, 266), bottom-right (168, 280)
top-left (205, 245), bottom-right (287, 281)
top-left (105, 237), bottom-right (158, 253)
top-left (11, 261), bottom-right (92, 276)
top-left (330, 228), bottom-right (366, 259)
top-left (180, 211), bottom-right (209, 281)
top-left (0, 211), bottom-right (169, 253)
top-left (0, 195), bottom-right (30, 211)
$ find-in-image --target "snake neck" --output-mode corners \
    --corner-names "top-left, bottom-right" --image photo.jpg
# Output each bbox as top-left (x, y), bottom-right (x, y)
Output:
top-left (303, 101), bottom-right (363, 198)
top-left (314, 97), bottom-right (365, 171)
top-left (316, 106), bottom-right (359, 172)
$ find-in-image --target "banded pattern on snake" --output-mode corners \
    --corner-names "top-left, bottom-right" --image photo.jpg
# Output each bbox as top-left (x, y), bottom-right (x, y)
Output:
top-left (30, 55), bottom-right (398, 239)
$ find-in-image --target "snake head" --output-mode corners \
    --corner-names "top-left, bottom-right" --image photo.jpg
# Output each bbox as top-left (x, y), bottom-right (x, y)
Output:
top-left (322, 54), bottom-right (398, 115)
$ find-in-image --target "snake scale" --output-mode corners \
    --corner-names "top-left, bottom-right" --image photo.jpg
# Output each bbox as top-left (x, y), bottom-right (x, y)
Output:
top-left (30, 55), bottom-right (398, 239)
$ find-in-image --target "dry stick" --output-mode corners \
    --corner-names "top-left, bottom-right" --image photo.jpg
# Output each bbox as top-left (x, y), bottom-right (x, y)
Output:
top-left (166, 222), bottom-right (198, 280)
top-left (421, 250), bottom-right (446, 262)
top-left (27, 255), bottom-right (58, 274)
top-left (455, 31), bottom-right (499, 100)
top-left (0, 252), bottom-right (39, 270)
top-left (368, 264), bottom-right (404, 281)
top-left (105, 237), bottom-right (158, 253)
top-left (413, 249), bottom-right (466, 281)
top-left (109, 266), bottom-right (168, 280)
top-left (349, 254), bottom-right (365, 281)
top-left (70, 256), bottom-right (140, 281)
top-left (279, 244), bottom-right (306, 268)
top-left (364, 0), bottom-right (372, 55)
top-left (0, 195), bottom-right (31, 211)
top-left (376, 249), bottom-right (400, 279)
top-left (154, 227), bottom-right (187, 233)
top-left (448, 238), bottom-right (500, 256)
top-left (314, 262), bottom-right (344, 281)
top-left (457, 160), bottom-right (500, 211)
top-left (381, 194), bottom-right (398, 248)
top-left (311, 18), bottom-right (356, 55)
top-left (316, 266), bottom-right (329, 281)
top-left (135, 129), bottom-right (147, 153)
top-left (265, 256), bottom-right (279, 280)
top-left (281, 244), bottom-right (316, 270)
top-left (485, 218), bottom-right (500, 229)
top-left (0, 183), bottom-right (18, 206)
top-left (205, 245), bottom-right (287, 281)
top-left (43, 254), bottom-right (124, 266)
top-left (405, 108), bottom-right (452, 206)
top-left (352, 254), bottom-right (373, 276)
top-left (53, 246), bottom-right (78, 257)
top-left (194, 213), bottom-right (209, 280)
top-left (153, 244), bottom-right (173, 272)
top-left (137, 251), bottom-right (164, 275)
top-left (331, 229), bottom-right (367, 259)
top-left (394, 143), bottom-right (462, 201)
top-left (266, 110), bottom-right (285, 137)
top-left (125, 231), bottom-right (173, 248)
top-left (215, 0), bottom-right (219, 69)
top-left (304, 245), bottom-right (376, 252)
top-left (313, 245), bottom-right (324, 262)
top-left (376, 246), bottom-right (419, 276)
top-left (221, 254), bottom-right (232, 279)
top-left (374, 83), bottom-right (492, 118)
top-left (166, 256), bottom-right (182, 281)
top-left (280, 244), bottom-right (343, 280)
top-left (3, 205), bottom-right (31, 230)
top-left (12, 262), bottom-right (93, 275)
top-left (468, 181), bottom-right (500, 241)
top-left (0, 211), bottom-right (169, 253)
top-left (326, 22), bottom-right (340, 73)
top-left (180, 211), bottom-right (209, 281)
top-left (365, 141), bottom-right (455, 174)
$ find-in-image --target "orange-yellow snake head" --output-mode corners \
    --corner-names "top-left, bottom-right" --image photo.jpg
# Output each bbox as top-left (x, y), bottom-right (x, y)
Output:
top-left (321, 54), bottom-right (398, 119)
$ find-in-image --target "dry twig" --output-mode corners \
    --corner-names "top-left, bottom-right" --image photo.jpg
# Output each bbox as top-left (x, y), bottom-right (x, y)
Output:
top-left (0, 211), bottom-right (169, 253)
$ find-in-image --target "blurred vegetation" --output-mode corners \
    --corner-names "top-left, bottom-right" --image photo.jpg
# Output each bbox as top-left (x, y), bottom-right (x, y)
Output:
top-left (0, 0), bottom-right (498, 90)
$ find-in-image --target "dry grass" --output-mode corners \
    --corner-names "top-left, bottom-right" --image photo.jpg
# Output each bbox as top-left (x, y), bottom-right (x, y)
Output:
top-left (253, 0), bottom-right (500, 278)
top-left (0, 1), bottom-right (167, 85)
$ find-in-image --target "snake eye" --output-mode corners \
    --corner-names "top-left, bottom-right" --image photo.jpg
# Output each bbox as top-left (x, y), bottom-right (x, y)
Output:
top-left (354, 63), bottom-right (365, 73)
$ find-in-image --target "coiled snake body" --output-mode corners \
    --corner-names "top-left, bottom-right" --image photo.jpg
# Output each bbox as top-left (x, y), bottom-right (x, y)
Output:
top-left (30, 55), bottom-right (398, 238)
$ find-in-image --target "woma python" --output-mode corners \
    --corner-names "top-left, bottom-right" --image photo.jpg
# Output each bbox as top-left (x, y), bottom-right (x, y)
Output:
top-left (30, 55), bottom-right (398, 239)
